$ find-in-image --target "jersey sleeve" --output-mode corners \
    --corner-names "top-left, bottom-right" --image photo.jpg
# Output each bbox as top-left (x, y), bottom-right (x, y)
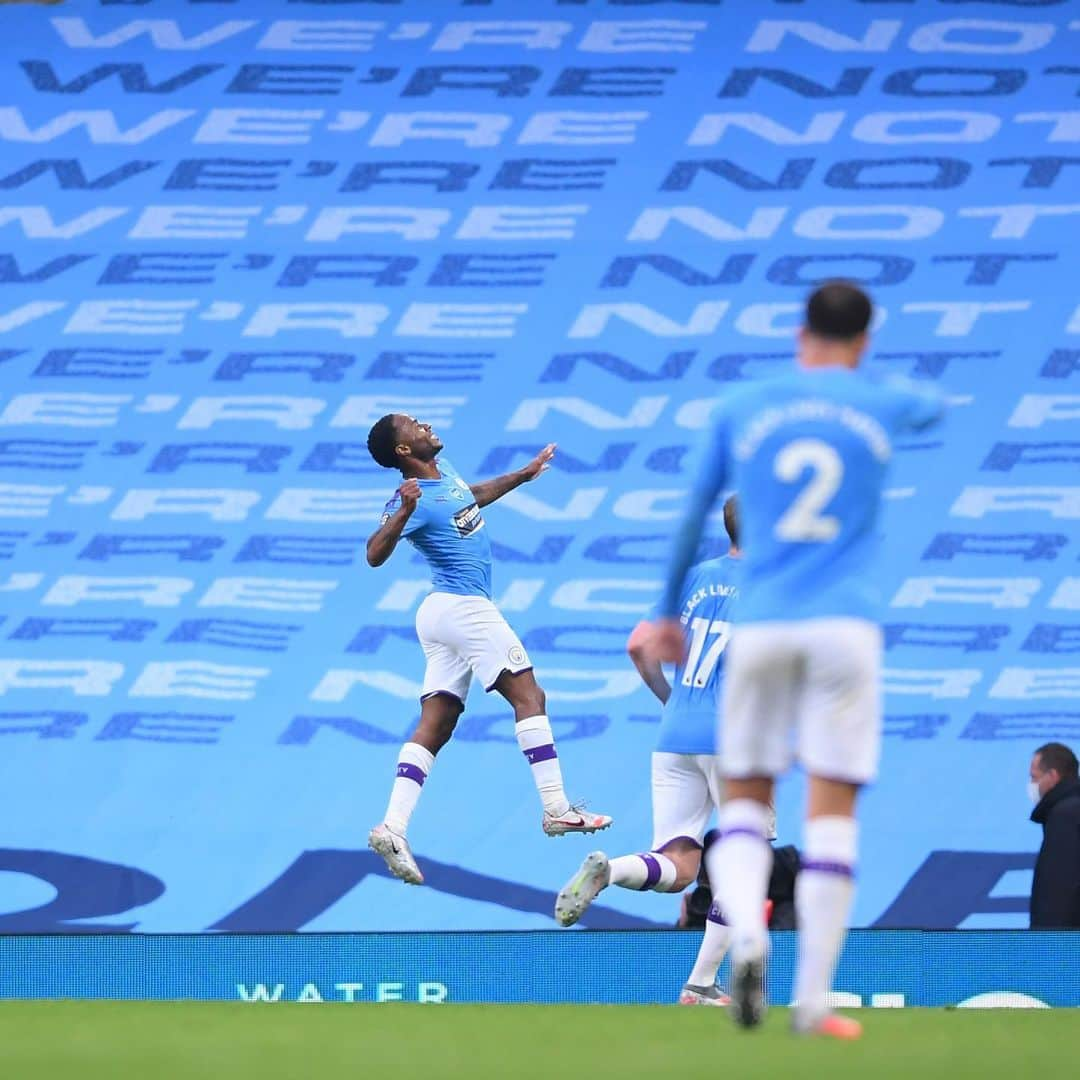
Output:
top-left (380, 494), bottom-right (423, 536)
top-left (659, 415), bottom-right (730, 618)
top-left (884, 375), bottom-right (946, 433)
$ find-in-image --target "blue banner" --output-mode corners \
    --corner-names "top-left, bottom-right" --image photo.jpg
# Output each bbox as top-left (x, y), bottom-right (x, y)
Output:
top-left (1, 931), bottom-right (1077, 1007)
top-left (0, 0), bottom-right (1077, 932)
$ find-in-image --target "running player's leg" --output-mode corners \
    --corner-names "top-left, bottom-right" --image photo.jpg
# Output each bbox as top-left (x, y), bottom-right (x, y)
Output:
top-left (450, 596), bottom-right (611, 834)
top-left (681, 899), bottom-right (731, 1006)
top-left (555, 752), bottom-right (705, 926)
top-left (791, 618), bottom-right (881, 1040)
top-left (686, 759), bottom-right (780, 1001)
top-left (608, 752), bottom-right (707, 888)
top-left (708, 623), bottom-right (797, 1028)
top-left (682, 756), bottom-right (733, 1002)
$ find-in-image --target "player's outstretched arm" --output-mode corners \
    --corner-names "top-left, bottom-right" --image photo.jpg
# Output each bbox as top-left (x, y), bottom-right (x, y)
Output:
top-left (366, 479), bottom-right (420, 567)
top-left (470, 443), bottom-right (556, 508)
top-left (627, 621), bottom-right (671, 704)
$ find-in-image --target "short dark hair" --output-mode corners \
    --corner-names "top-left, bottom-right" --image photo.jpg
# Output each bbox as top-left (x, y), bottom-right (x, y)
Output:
top-left (1035, 742), bottom-right (1079, 781)
top-left (805, 281), bottom-right (873, 342)
top-left (723, 495), bottom-right (739, 548)
top-left (367, 413), bottom-right (401, 470)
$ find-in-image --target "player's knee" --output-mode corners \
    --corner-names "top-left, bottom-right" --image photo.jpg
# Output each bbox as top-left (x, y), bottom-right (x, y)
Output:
top-left (671, 869), bottom-right (698, 892)
top-left (506, 676), bottom-right (545, 717)
top-left (418, 696), bottom-right (462, 749)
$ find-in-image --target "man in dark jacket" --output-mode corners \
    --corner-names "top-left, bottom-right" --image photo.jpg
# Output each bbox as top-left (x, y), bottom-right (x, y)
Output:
top-left (1029, 742), bottom-right (1080, 928)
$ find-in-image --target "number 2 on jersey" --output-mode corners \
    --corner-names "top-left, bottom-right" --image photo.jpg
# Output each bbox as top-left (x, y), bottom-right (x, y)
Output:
top-left (773, 438), bottom-right (843, 542)
top-left (681, 618), bottom-right (731, 688)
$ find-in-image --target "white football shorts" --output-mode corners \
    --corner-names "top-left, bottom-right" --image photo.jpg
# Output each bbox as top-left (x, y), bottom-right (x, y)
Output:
top-left (722, 617), bottom-right (883, 785)
top-left (415, 591), bottom-right (532, 704)
top-left (650, 751), bottom-right (723, 851)
top-left (651, 752), bottom-right (778, 850)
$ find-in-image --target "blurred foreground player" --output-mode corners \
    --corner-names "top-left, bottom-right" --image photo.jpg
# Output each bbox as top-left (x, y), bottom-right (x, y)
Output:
top-left (652, 283), bottom-right (944, 1038)
top-left (365, 415), bottom-right (612, 885)
top-left (556, 498), bottom-right (773, 1004)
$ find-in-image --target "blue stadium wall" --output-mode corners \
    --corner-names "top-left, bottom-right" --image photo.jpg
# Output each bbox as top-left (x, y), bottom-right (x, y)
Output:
top-left (3, 931), bottom-right (1080, 1006)
top-left (0, 0), bottom-right (1077, 940)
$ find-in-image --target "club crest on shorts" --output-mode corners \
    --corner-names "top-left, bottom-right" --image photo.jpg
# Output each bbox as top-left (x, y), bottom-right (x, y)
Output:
top-left (508, 645), bottom-right (526, 665)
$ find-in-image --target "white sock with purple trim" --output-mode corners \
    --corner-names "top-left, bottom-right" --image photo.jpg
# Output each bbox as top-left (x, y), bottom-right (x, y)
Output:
top-left (794, 815), bottom-right (857, 1021)
top-left (608, 852), bottom-right (678, 892)
top-left (686, 903), bottom-right (731, 988)
top-left (515, 715), bottom-right (570, 816)
top-left (383, 741), bottom-right (434, 835)
top-left (707, 800), bottom-right (773, 960)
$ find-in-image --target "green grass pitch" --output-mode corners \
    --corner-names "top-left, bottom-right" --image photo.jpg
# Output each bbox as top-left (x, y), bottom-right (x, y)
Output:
top-left (0, 1003), bottom-right (1075, 1079)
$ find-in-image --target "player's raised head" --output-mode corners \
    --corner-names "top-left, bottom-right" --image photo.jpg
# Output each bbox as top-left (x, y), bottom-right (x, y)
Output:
top-left (367, 413), bottom-right (405, 469)
top-left (723, 494), bottom-right (740, 550)
top-left (801, 282), bottom-right (873, 368)
top-left (367, 414), bottom-right (444, 470)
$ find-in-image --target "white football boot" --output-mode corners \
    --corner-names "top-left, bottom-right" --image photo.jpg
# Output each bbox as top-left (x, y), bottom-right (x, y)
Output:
top-left (554, 851), bottom-right (610, 927)
top-left (678, 984), bottom-right (732, 1007)
top-left (542, 804), bottom-right (613, 837)
top-left (368, 823), bottom-right (423, 885)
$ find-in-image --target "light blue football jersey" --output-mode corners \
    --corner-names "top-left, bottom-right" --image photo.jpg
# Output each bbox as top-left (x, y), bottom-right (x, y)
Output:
top-left (380, 457), bottom-right (494, 600)
top-left (656, 556), bottom-right (740, 755)
top-left (660, 368), bottom-right (944, 623)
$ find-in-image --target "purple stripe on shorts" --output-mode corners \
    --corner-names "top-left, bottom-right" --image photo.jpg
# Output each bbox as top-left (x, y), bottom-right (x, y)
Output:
top-left (706, 902), bottom-right (727, 926)
top-left (802, 859), bottom-right (855, 879)
top-left (656, 834), bottom-right (702, 853)
top-left (420, 689), bottom-right (464, 708)
top-left (523, 743), bottom-right (558, 765)
top-left (484, 665), bottom-right (534, 693)
top-left (395, 762), bottom-right (427, 786)
top-left (638, 853), bottom-right (662, 890)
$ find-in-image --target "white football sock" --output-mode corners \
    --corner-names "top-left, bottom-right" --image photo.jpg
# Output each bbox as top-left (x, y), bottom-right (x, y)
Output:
top-left (687, 903), bottom-right (731, 988)
top-left (794, 815), bottom-right (858, 1021)
top-left (608, 852), bottom-right (678, 892)
top-left (707, 800), bottom-right (773, 960)
top-left (383, 742), bottom-right (434, 835)
top-left (515, 715), bottom-right (570, 816)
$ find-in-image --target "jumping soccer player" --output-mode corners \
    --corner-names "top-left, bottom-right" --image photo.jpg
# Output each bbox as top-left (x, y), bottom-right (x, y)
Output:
top-left (365, 414), bottom-right (612, 885)
top-left (555, 498), bottom-right (771, 1006)
top-left (652, 282), bottom-right (944, 1039)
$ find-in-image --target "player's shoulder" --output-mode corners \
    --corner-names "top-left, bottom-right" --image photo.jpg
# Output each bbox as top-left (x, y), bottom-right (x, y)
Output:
top-left (722, 372), bottom-right (807, 417)
top-left (847, 370), bottom-right (945, 423)
top-left (686, 554), bottom-right (740, 591)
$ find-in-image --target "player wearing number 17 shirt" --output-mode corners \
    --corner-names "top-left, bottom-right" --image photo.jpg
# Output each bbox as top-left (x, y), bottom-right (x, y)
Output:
top-left (555, 498), bottom-right (775, 1006)
top-left (651, 282), bottom-right (945, 1039)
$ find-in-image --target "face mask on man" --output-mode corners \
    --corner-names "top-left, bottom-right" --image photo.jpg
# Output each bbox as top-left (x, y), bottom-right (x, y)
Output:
top-left (1028, 780), bottom-right (1042, 804)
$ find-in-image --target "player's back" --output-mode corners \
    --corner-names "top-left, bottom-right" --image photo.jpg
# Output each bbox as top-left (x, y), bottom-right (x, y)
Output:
top-left (656, 556), bottom-right (739, 755)
top-left (724, 367), bottom-right (942, 623)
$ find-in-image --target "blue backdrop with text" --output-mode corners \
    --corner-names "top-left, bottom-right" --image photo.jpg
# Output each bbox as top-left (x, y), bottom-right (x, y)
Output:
top-left (0, 0), bottom-right (1078, 933)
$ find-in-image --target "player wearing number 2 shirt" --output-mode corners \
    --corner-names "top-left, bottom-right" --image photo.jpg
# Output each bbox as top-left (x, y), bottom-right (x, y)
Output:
top-left (652, 282), bottom-right (944, 1038)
